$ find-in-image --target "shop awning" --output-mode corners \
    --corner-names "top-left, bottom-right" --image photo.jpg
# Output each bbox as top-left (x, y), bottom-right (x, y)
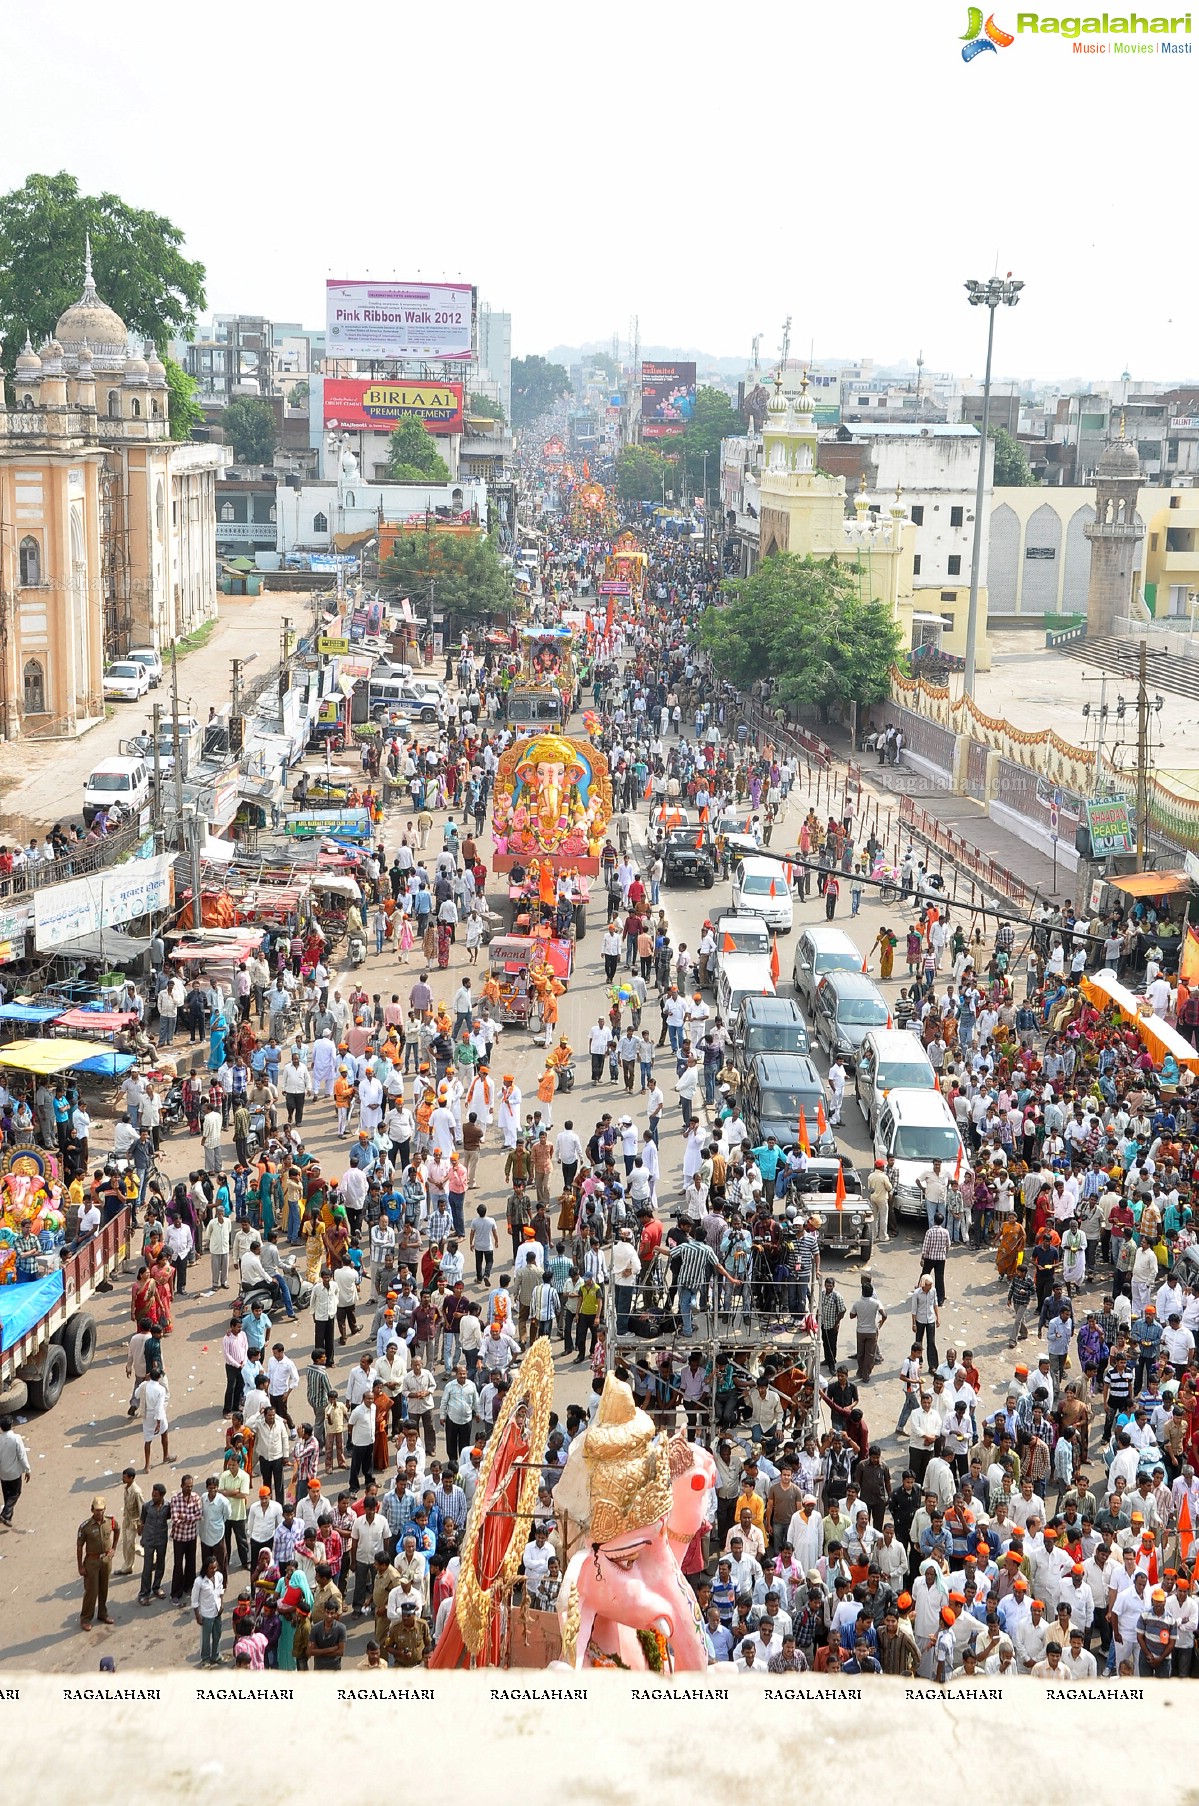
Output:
top-left (1107, 870), bottom-right (1191, 898)
top-left (1080, 968), bottom-right (1199, 1073)
top-left (53, 1009), bottom-right (137, 1032)
top-left (51, 928), bottom-right (152, 965)
top-left (0, 1037), bottom-right (119, 1075)
top-left (72, 1051), bottom-right (137, 1077)
top-left (0, 1003), bottom-right (61, 1023)
top-left (238, 776), bottom-right (283, 805)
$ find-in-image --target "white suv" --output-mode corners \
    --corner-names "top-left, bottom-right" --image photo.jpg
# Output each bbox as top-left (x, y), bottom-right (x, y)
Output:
top-left (730, 855), bottom-right (794, 932)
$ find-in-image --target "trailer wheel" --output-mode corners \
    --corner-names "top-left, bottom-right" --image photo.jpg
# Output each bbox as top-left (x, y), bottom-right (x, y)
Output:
top-left (27, 1343), bottom-right (68, 1412)
top-left (0, 1379), bottom-right (29, 1415)
top-left (574, 900), bottom-right (588, 942)
top-left (61, 1312), bottom-right (98, 1379)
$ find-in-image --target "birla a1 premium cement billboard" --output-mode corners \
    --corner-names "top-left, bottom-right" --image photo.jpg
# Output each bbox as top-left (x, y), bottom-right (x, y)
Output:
top-left (323, 379), bottom-right (465, 435)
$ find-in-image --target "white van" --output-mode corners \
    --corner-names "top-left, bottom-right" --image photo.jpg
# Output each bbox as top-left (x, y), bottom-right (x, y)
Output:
top-left (716, 951), bottom-right (776, 1022)
top-left (731, 856), bottom-right (794, 933)
top-left (872, 1088), bottom-right (968, 1220)
top-left (82, 756), bottom-right (150, 825)
top-left (854, 1029), bottom-right (936, 1134)
top-left (792, 925), bottom-right (864, 1012)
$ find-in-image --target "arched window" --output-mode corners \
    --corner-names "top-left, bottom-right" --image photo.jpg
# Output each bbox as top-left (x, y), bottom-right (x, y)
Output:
top-left (269, 503), bottom-right (276, 522)
top-left (452, 487), bottom-right (464, 511)
top-left (108, 390), bottom-right (121, 417)
top-left (312, 510), bottom-right (328, 534)
top-left (131, 398), bottom-right (141, 419)
top-left (18, 536), bottom-right (41, 586)
top-left (20, 394), bottom-right (34, 411)
top-left (23, 659), bottom-right (46, 715)
top-left (151, 398), bottom-right (161, 418)
top-left (345, 492), bottom-right (355, 508)
top-left (221, 502), bottom-right (235, 522)
top-left (156, 480), bottom-right (165, 539)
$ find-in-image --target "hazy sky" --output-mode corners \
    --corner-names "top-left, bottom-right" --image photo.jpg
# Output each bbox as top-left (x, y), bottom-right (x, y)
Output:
top-left (3, 0), bottom-right (1195, 383)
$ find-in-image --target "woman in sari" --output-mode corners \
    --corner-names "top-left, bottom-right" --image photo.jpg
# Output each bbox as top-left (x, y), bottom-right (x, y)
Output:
top-left (995, 1216), bottom-right (1026, 1282)
top-left (300, 1203), bottom-right (325, 1283)
top-left (372, 1382), bottom-right (393, 1472)
top-left (273, 1559), bottom-right (313, 1671)
top-left (871, 927), bottom-right (898, 981)
top-left (322, 1207), bottom-right (350, 1272)
top-left (148, 1249), bottom-right (175, 1332)
top-left (130, 1264), bottom-right (162, 1329)
top-left (557, 1185), bottom-right (577, 1235)
top-left (251, 1548), bottom-right (279, 1614)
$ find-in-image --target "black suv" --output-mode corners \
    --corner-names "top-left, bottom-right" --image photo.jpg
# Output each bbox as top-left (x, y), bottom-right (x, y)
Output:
top-left (661, 824), bottom-right (715, 888)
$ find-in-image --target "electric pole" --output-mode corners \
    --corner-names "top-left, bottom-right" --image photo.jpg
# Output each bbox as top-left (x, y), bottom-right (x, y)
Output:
top-left (150, 700), bottom-right (163, 848)
top-left (170, 645), bottom-right (184, 828)
top-left (1135, 639), bottom-right (1149, 872)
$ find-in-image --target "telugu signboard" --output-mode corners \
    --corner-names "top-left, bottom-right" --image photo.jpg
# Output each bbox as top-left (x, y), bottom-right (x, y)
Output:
top-left (323, 378), bottom-right (464, 436)
top-left (33, 854), bottom-right (175, 952)
top-left (641, 361), bottom-right (697, 440)
top-left (1084, 794), bottom-right (1135, 857)
top-left (326, 281), bottom-right (474, 361)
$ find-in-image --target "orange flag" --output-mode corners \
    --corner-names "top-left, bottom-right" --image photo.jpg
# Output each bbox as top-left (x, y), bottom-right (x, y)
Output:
top-left (817, 1101), bottom-right (828, 1137)
top-left (797, 1109), bottom-right (810, 1155)
top-left (861, 955), bottom-right (870, 974)
top-left (834, 1162), bottom-right (847, 1212)
top-left (643, 778), bottom-right (653, 800)
top-left (1180, 1492), bottom-right (1195, 1562)
top-left (722, 931), bottom-right (736, 953)
top-left (770, 938), bottom-right (780, 983)
top-left (769, 878), bottom-right (778, 897)
top-left (538, 862), bottom-right (556, 908)
top-left (886, 1012), bottom-right (893, 1030)
top-left (695, 832), bottom-right (705, 850)
top-left (1182, 927), bottom-right (1199, 986)
top-left (699, 805), bottom-right (710, 823)
top-left (953, 1143), bottom-right (964, 1182)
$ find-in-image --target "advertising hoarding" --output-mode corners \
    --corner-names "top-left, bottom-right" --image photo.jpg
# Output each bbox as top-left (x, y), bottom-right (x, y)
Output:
top-left (33, 854), bottom-right (175, 952)
top-left (1084, 794), bottom-right (1135, 856)
top-left (323, 378), bottom-right (464, 435)
top-left (326, 280), bottom-right (474, 360)
top-left (641, 360), bottom-right (697, 440)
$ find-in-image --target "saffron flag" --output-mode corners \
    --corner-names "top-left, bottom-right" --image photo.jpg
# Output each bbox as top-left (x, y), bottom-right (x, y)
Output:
top-left (695, 832), bottom-right (705, 850)
top-left (886, 1012), bottom-right (893, 1030)
top-left (769, 879), bottom-right (778, 897)
top-left (816, 1101), bottom-right (828, 1137)
top-left (797, 1109), bottom-right (810, 1155)
top-left (770, 938), bottom-right (781, 984)
top-left (643, 778), bottom-right (653, 799)
top-left (1180, 1492), bottom-right (1194, 1562)
top-left (953, 1142), bottom-right (963, 1182)
top-left (1182, 926), bottom-right (1199, 986)
top-left (861, 955), bottom-right (870, 975)
top-left (722, 932), bottom-right (736, 954)
top-left (834, 1162), bottom-right (846, 1212)
top-left (699, 805), bottom-right (710, 823)
top-left (538, 862), bottom-right (556, 908)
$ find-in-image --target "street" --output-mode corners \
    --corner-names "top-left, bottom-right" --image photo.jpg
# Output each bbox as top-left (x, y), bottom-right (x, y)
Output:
top-left (0, 591), bottom-right (311, 836)
top-left (0, 715), bottom-right (1015, 1672)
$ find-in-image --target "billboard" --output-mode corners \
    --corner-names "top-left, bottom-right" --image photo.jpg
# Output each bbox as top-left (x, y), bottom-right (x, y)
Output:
top-left (33, 854), bottom-right (175, 952)
top-left (323, 378), bottom-right (464, 435)
top-left (641, 360), bottom-right (696, 440)
top-left (1084, 794), bottom-right (1135, 857)
top-left (326, 280), bottom-right (474, 360)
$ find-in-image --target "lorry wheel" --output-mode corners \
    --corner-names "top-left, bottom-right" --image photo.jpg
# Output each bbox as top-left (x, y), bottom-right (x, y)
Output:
top-left (574, 901), bottom-right (587, 942)
top-left (0, 1379), bottom-right (29, 1415)
top-left (61, 1312), bottom-right (98, 1379)
top-left (27, 1343), bottom-right (68, 1412)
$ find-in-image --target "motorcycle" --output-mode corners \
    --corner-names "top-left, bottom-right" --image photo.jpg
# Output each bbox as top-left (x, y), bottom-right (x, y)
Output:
top-left (348, 933), bottom-right (367, 967)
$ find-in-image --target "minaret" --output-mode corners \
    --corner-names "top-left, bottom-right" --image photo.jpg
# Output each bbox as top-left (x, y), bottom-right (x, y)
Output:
top-left (1084, 419), bottom-right (1143, 639)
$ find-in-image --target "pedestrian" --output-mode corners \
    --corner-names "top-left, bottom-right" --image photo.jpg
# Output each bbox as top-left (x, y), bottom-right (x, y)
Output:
top-left (818, 1276), bottom-right (847, 1370)
top-left (76, 1494), bottom-right (119, 1631)
top-left (0, 1414), bottom-right (31, 1526)
top-left (167, 1474), bottom-right (202, 1604)
top-left (192, 1554), bottom-right (226, 1668)
top-left (137, 1482), bottom-right (170, 1603)
top-left (116, 1467), bottom-right (145, 1575)
top-left (849, 1279), bottom-right (887, 1383)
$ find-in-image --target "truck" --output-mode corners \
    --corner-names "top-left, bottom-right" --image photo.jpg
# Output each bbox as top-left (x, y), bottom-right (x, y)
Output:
top-left (0, 1206), bottom-right (131, 1414)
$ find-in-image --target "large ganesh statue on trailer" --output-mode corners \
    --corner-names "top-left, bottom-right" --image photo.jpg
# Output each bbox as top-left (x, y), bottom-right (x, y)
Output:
top-left (491, 731), bottom-right (612, 864)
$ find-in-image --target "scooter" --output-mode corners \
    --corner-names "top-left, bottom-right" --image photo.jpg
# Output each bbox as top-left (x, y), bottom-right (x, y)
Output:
top-left (348, 933), bottom-right (367, 967)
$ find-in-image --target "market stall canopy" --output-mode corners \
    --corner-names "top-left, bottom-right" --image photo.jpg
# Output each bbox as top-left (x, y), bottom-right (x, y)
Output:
top-left (0, 1003), bottom-right (62, 1024)
top-left (52, 927), bottom-right (153, 965)
top-left (0, 1037), bottom-right (124, 1075)
top-left (1079, 967), bottom-right (1199, 1073)
top-left (1108, 871), bottom-right (1191, 898)
top-left (53, 1009), bottom-right (137, 1032)
top-left (71, 1050), bottom-right (137, 1076)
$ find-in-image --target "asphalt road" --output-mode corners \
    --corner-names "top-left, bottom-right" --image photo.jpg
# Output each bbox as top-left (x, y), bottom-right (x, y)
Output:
top-left (0, 711), bottom-right (1021, 1672)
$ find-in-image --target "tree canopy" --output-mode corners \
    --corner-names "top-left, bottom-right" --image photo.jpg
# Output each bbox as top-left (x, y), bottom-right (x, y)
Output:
top-left (222, 397), bottom-right (277, 465)
top-left (0, 170), bottom-right (206, 361)
top-left (676, 384), bottom-right (741, 499)
top-left (164, 356), bottom-right (203, 441)
top-left (511, 354), bottom-right (570, 428)
top-left (467, 392), bottom-right (506, 423)
top-left (698, 554), bottom-right (903, 719)
top-left (379, 531), bottom-right (512, 623)
top-left (989, 423), bottom-right (1036, 487)
top-left (385, 417), bottom-right (450, 483)
top-left (615, 444), bottom-right (668, 504)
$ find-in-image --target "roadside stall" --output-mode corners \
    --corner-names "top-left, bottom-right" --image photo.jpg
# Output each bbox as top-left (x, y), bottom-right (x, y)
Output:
top-left (1104, 870), bottom-right (1191, 974)
top-left (1079, 967), bottom-right (1199, 1076)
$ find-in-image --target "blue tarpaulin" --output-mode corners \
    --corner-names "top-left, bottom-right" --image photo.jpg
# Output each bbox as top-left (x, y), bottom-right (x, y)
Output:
top-left (0, 1268), bottom-right (63, 1354)
top-left (0, 1004), bottom-right (61, 1023)
top-left (70, 1051), bottom-right (136, 1077)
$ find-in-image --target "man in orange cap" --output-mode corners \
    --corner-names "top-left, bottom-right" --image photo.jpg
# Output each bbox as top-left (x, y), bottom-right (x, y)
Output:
top-left (934, 1605), bottom-right (957, 1682)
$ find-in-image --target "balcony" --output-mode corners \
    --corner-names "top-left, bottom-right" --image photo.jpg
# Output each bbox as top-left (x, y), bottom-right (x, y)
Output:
top-left (216, 520), bottom-right (276, 545)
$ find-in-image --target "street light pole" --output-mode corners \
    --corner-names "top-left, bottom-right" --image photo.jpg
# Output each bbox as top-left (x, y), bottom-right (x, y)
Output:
top-left (962, 274), bottom-right (1024, 696)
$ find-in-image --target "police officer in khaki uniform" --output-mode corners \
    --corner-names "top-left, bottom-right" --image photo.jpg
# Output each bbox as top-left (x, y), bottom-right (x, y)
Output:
top-left (388, 1595), bottom-right (432, 1666)
top-left (77, 1494), bottom-right (119, 1630)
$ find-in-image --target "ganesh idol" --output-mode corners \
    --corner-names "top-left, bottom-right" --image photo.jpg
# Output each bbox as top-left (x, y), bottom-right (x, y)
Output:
top-left (554, 1375), bottom-right (710, 1671)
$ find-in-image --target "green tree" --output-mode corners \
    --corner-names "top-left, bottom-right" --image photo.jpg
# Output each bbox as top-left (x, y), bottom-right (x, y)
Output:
top-left (222, 397), bottom-right (277, 464)
top-left (0, 170), bottom-right (205, 360)
top-left (616, 444), bottom-right (668, 504)
top-left (677, 384), bottom-right (740, 499)
top-left (989, 423), bottom-right (1036, 486)
top-left (379, 532), bottom-right (512, 628)
top-left (590, 350), bottom-right (619, 386)
top-left (468, 392), bottom-right (506, 423)
top-left (384, 416), bottom-right (451, 482)
top-left (511, 354), bottom-right (570, 428)
top-left (289, 379), bottom-right (310, 412)
top-left (699, 554), bottom-right (902, 720)
top-left (164, 355), bottom-right (203, 441)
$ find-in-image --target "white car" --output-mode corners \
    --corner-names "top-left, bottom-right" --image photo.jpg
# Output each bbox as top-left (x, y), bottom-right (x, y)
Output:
top-left (731, 855), bottom-right (794, 933)
top-left (103, 660), bottom-right (151, 701)
top-left (127, 647), bottom-right (163, 688)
